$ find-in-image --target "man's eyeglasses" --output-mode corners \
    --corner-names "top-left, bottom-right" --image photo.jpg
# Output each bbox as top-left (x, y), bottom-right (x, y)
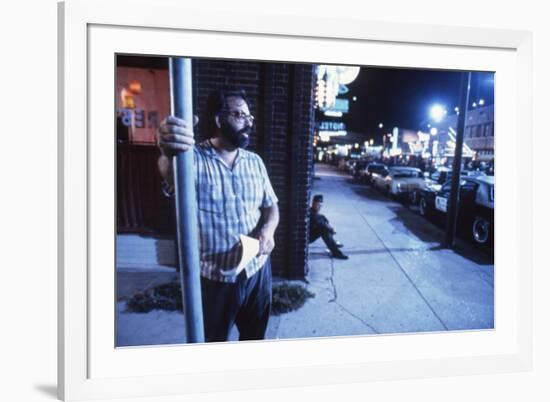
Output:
top-left (222, 110), bottom-right (255, 123)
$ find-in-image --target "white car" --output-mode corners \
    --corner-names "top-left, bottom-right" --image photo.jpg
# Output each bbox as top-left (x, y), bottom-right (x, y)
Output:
top-left (360, 162), bottom-right (388, 184)
top-left (372, 166), bottom-right (426, 200)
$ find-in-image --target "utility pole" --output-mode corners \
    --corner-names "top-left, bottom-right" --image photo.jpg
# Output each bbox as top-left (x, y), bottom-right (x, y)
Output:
top-left (444, 72), bottom-right (471, 248)
top-left (169, 57), bottom-right (204, 343)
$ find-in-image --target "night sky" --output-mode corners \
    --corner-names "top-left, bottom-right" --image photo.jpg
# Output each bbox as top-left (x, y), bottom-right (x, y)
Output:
top-left (341, 67), bottom-right (495, 144)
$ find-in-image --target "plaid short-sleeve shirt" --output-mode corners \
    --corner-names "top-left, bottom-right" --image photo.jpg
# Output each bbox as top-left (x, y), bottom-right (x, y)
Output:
top-left (193, 140), bottom-right (278, 283)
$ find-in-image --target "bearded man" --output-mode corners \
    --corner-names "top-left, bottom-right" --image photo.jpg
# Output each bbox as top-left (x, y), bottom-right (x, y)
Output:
top-left (157, 89), bottom-right (279, 343)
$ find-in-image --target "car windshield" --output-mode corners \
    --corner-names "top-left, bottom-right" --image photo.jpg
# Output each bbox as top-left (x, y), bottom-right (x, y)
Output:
top-left (369, 165), bottom-right (386, 173)
top-left (441, 179), bottom-right (467, 192)
top-left (391, 170), bottom-right (421, 178)
top-left (461, 181), bottom-right (478, 193)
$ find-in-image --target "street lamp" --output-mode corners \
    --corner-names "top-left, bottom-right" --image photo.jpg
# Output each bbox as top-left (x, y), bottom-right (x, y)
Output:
top-left (429, 104), bottom-right (446, 123)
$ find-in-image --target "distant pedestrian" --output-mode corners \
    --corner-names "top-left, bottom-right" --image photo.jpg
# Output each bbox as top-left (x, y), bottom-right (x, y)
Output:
top-left (309, 194), bottom-right (348, 260)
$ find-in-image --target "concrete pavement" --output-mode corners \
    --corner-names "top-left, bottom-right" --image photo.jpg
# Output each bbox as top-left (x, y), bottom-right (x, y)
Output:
top-left (268, 163), bottom-right (493, 340)
top-left (116, 163), bottom-right (494, 346)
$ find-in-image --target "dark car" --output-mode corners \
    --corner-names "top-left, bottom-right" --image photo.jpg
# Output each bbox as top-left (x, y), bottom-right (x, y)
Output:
top-left (360, 163), bottom-right (389, 184)
top-left (418, 176), bottom-right (494, 247)
top-left (428, 166), bottom-right (452, 186)
top-left (352, 159), bottom-right (369, 180)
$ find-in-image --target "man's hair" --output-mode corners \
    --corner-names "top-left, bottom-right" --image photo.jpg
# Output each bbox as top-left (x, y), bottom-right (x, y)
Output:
top-left (312, 194), bottom-right (323, 203)
top-left (202, 88), bottom-right (250, 138)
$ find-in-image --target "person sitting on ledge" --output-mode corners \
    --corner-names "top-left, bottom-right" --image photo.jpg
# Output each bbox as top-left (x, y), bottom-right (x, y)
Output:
top-left (308, 194), bottom-right (348, 260)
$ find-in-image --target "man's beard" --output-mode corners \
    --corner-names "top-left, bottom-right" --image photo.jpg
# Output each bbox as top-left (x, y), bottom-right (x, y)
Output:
top-left (220, 120), bottom-right (252, 149)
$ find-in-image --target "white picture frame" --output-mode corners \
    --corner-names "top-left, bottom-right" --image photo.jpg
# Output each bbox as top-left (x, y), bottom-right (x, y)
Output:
top-left (58, 0), bottom-right (533, 400)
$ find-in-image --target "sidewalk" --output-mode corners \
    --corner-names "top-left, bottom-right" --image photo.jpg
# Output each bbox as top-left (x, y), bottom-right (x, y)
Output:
top-left (269, 164), bottom-right (493, 339)
top-left (116, 163), bottom-right (494, 346)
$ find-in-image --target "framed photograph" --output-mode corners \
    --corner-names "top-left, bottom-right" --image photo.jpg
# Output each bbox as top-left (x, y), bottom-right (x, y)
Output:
top-left (58, 0), bottom-right (533, 400)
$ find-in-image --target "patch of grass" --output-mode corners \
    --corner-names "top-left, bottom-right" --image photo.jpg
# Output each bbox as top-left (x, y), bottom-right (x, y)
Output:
top-left (125, 282), bottom-right (182, 313)
top-left (124, 280), bottom-right (315, 315)
top-left (271, 282), bottom-right (315, 316)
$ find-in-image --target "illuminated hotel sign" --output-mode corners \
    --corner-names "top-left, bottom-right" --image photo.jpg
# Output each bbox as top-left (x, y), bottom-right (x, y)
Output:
top-left (315, 65), bottom-right (360, 110)
top-left (323, 99), bottom-right (350, 117)
top-left (319, 121), bottom-right (346, 131)
top-left (333, 98), bottom-right (349, 113)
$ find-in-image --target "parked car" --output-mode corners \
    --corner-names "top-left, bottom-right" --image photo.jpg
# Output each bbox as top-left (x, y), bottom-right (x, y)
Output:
top-left (462, 170), bottom-right (487, 178)
top-left (427, 166), bottom-right (452, 190)
top-left (359, 163), bottom-right (388, 184)
top-left (344, 159), bottom-right (357, 174)
top-left (411, 167), bottom-right (488, 204)
top-left (371, 166), bottom-right (426, 200)
top-left (417, 176), bottom-right (494, 247)
top-left (352, 159), bottom-right (369, 180)
top-left (337, 158), bottom-right (349, 171)
top-left (408, 166), bottom-right (451, 203)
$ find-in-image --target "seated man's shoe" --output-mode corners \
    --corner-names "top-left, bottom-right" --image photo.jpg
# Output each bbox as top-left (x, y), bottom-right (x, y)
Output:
top-left (331, 251), bottom-right (349, 260)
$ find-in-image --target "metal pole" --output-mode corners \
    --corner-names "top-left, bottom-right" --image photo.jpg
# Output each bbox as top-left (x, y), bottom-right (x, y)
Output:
top-left (169, 57), bottom-right (204, 343)
top-left (444, 71), bottom-right (471, 248)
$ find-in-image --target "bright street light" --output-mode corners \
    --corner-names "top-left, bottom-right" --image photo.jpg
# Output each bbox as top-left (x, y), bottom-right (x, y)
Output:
top-left (429, 104), bottom-right (446, 122)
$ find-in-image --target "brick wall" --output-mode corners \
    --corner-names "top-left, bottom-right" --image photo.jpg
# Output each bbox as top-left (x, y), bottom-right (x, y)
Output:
top-left (116, 56), bottom-right (316, 279)
top-left (192, 59), bottom-right (316, 279)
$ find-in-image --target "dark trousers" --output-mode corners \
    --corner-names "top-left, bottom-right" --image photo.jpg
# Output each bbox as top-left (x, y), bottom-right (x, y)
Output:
top-left (200, 259), bottom-right (272, 342)
top-left (310, 228), bottom-right (340, 255)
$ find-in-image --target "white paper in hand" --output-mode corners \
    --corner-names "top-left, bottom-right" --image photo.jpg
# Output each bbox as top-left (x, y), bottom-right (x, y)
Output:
top-left (219, 234), bottom-right (265, 277)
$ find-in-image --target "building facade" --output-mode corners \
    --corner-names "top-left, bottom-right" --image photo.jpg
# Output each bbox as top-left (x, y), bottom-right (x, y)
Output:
top-left (433, 105), bottom-right (495, 162)
top-left (116, 56), bottom-right (317, 279)
top-left (463, 105), bottom-right (495, 161)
